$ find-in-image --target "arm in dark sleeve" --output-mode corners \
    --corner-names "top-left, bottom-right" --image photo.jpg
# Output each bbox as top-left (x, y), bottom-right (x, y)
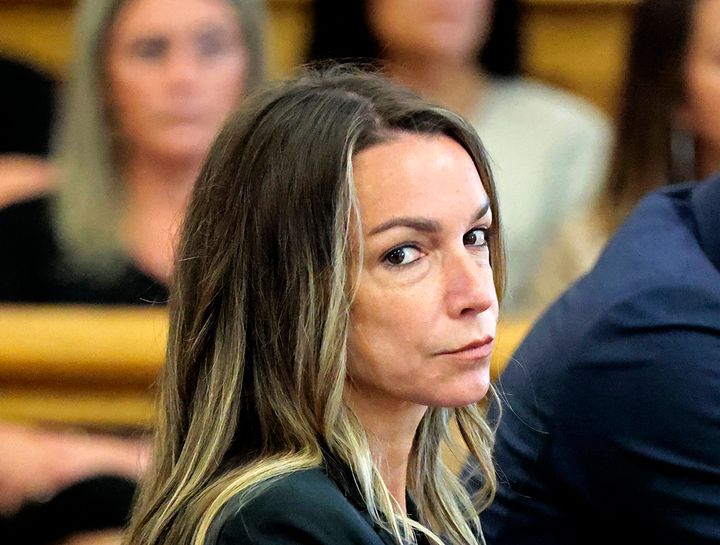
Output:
top-left (0, 198), bottom-right (55, 301)
top-left (480, 284), bottom-right (720, 545)
top-left (550, 285), bottom-right (720, 544)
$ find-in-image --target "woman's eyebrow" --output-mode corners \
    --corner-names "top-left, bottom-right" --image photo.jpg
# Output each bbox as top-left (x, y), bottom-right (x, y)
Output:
top-left (367, 200), bottom-right (491, 237)
top-left (368, 217), bottom-right (440, 236)
top-left (195, 23), bottom-right (232, 37)
top-left (472, 200), bottom-right (491, 223)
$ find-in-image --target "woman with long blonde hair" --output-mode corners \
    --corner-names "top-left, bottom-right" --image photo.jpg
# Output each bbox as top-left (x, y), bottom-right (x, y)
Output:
top-left (127, 67), bottom-right (505, 545)
top-left (0, 0), bottom-right (264, 542)
top-left (0, 0), bottom-right (264, 302)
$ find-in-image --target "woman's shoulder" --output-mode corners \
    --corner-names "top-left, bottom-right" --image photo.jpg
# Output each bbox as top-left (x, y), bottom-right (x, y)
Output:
top-left (209, 468), bottom-right (385, 545)
top-left (484, 77), bottom-right (610, 137)
top-left (0, 195), bottom-right (61, 302)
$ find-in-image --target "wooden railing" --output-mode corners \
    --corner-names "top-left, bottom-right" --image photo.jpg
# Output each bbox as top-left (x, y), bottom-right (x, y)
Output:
top-left (522, 0), bottom-right (636, 116)
top-left (0, 305), bottom-right (166, 427)
top-left (0, 305), bottom-right (531, 428)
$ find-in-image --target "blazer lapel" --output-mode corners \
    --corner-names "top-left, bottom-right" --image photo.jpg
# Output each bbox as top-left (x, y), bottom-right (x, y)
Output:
top-left (322, 450), bottom-right (430, 545)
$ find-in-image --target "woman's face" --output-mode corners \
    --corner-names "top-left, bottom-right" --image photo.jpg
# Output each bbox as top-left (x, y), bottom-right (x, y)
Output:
top-left (367, 0), bottom-right (494, 63)
top-left (680, 0), bottom-right (720, 165)
top-left (347, 133), bottom-right (498, 410)
top-left (106, 0), bottom-right (247, 161)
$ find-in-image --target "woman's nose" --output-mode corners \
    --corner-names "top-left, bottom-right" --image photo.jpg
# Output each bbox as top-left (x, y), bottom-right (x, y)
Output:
top-left (444, 251), bottom-right (496, 318)
top-left (164, 45), bottom-right (202, 88)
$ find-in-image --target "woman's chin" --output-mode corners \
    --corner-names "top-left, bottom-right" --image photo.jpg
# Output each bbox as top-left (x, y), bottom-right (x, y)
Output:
top-left (141, 130), bottom-right (215, 163)
top-left (425, 375), bottom-right (491, 408)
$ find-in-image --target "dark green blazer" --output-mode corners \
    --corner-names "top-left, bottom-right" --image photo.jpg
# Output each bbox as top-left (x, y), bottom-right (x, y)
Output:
top-left (206, 455), bottom-right (429, 545)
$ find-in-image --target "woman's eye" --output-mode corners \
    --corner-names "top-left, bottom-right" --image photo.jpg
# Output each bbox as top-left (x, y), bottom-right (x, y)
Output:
top-left (197, 33), bottom-right (229, 57)
top-left (383, 246), bottom-right (422, 267)
top-left (133, 38), bottom-right (167, 60)
top-left (464, 227), bottom-right (488, 248)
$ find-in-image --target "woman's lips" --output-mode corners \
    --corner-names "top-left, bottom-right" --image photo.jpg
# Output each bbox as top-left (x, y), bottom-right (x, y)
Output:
top-left (437, 336), bottom-right (495, 359)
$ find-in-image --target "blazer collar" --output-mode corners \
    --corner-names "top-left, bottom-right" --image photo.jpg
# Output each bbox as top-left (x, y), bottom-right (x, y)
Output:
top-left (322, 449), bottom-right (428, 545)
top-left (691, 175), bottom-right (720, 272)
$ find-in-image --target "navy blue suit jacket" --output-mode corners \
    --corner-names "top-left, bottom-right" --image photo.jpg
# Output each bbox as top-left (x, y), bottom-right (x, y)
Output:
top-left (474, 177), bottom-right (720, 544)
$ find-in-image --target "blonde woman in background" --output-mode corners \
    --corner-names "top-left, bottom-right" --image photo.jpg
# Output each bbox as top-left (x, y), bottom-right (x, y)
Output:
top-left (0, 0), bottom-right (264, 302)
top-left (0, 0), bottom-right (264, 542)
top-left (126, 68), bottom-right (505, 545)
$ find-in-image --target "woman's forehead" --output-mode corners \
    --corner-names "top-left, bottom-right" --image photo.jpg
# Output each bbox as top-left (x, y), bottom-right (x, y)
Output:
top-left (351, 133), bottom-right (488, 230)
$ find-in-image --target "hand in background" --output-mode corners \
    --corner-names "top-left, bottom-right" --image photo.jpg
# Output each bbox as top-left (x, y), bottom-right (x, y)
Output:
top-left (0, 422), bottom-right (149, 515)
top-left (0, 155), bottom-right (56, 208)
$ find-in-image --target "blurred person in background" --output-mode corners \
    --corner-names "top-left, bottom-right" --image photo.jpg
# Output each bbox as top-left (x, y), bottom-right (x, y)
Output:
top-left (0, 0), bottom-right (264, 303)
top-left (465, 2), bottom-right (720, 544)
top-left (308, 0), bottom-right (611, 317)
top-left (532, 0), bottom-right (720, 310)
top-left (0, 0), bottom-right (264, 543)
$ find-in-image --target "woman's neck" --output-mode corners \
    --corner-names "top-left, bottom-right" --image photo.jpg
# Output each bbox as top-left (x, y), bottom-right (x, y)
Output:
top-left (120, 152), bottom-right (201, 283)
top-left (345, 387), bottom-right (427, 514)
top-left (385, 56), bottom-right (488, 118)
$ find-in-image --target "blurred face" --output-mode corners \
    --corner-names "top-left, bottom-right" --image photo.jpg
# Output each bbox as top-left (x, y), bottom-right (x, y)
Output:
top-left (347, 133), bottom-right (498, 410)
top-left (679, 0), bottom-right (720, 168)
top-left (367, 0), bottom-right (493, 63)
top-left (106, 0), bottom-right (247, 161)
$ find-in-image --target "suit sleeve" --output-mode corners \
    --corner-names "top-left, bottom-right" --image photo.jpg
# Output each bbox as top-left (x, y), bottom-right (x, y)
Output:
top-left (550, 285), bottom-right (720, 543)
top-left (481, 284), bottom-right (720, 545)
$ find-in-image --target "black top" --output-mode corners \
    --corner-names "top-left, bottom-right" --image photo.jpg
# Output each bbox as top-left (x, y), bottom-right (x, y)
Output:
top-left (0, 57), bottom-right (56, 156)
top-left (470, 176), bottom-right (720, 544)
top-left (208, 454), bottom-right (431, 545)
top-left (0, 197), bottom-right (168, 304)
top-left (1, 475), bottom-right (137, 545)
